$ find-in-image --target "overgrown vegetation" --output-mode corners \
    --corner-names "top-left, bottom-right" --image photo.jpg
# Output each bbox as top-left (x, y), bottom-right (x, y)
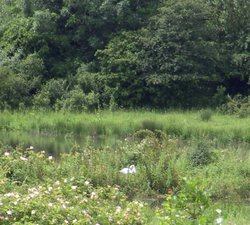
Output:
top-left (0, 126), bottom-right (249, 224)
top-left (1, 0), bottom-right (250, 223)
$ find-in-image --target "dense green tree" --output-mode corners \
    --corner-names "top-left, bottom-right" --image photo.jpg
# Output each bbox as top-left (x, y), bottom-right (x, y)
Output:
top-left (219, 0), bottom-right (250, 95)
top-left (96, 30), bottom-right (149, 107)
top-left (0, 0), bottom-right (250, 110)
top-left (97, 0), bottom-right (222, 107)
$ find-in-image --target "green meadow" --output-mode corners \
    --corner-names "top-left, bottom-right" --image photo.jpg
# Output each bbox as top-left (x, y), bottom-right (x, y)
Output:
top-left (0, 110), bottom-right (249, 224)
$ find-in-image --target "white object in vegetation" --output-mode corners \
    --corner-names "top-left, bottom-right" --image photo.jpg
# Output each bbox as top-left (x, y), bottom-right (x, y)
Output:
top-left (120, 165), bottom-right (136, 174)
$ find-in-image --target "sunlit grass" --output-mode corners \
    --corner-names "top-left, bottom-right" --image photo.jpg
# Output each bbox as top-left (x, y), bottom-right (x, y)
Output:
top-left (1, 110), bottom-right (250, 142)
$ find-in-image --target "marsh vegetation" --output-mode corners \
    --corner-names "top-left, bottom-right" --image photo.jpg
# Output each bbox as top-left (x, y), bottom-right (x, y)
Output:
top-left (0, 110), bottom-right (249, 224)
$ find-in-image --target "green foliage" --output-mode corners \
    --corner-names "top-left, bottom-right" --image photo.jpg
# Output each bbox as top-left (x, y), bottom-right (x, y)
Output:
top-left (96, 30), bottom-right (148, 107)
top-left (97, 0), bottom-right (223, 108)
top-left (212, 86), bottom-right (227, 107)
top-left (0, 147), bottom-right (146, 224)
top-left (33, 79), bottom-right (67, 109)
top-left (158, 178), bottom-right (219, 225)
top-left (1, 0), bottom-right (250, 110)
top-left (0, 51), bottom-right (45, 109)
top-left (61, 87), bottom-right (99, 112)
top-left (199, 109), bottom-right (213, 122)
top-left (140, 120), bottom-right (163, 131)
top-left (219, 94), bottom-right (250, 118)
top-left (0, 110), bottom-right (250, 223)
top-left (189, 143), bottom-right (216, 167)
top-left (0, 66), bottom-right (28, 109)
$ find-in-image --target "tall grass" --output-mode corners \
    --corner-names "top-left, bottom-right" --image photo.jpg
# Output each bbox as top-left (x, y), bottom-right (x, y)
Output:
top-left (1, 110), bottom-right (250, 142)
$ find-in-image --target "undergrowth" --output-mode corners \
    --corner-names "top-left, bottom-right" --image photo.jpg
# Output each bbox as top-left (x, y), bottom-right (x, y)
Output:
top-left (0, 129), bottom-right (250, 224)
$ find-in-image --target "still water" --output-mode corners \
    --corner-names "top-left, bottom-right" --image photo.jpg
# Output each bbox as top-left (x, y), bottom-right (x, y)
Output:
top-left (0, 130), bottom-right (118, 155)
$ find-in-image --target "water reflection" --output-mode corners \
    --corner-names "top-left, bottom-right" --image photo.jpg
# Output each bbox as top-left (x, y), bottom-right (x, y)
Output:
top-left (0, 131), bottom-right (117, 155)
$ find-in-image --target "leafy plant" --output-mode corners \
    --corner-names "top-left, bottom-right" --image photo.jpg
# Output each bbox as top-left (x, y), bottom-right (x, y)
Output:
top-left (219, 94), bottom-right (250, 118)
top-left (158, 178), bottom-right (219, 225)
top-left (189, 143), bottom-right (216, 167)
top-left (199, 109), bottom-right (213, 122)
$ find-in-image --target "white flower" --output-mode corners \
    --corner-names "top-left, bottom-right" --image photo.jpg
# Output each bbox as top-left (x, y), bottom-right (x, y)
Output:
top-left (48, 203), bottom-right (53, 207)
top-left (48, 156), bottom-right (53, 160)
top-left (6, 210), bottom-right (12, 215)
top-left (84, 181), bottom-right (90, 185)
top-left (48, 187), bottom-right (53, 192)
top-left (20, 156), bottom-right (28, 161)
top-left (116, 206), bottom-right (122, 213)
top-left (90, 192), bottom-right (96, 199)
top-left (71, 186), bottom-right (77, 190)
top-left (4, 193), bottom-right (16, 197)
top-left (216, 208), bottom-right (222, 214)
top-left (64, 220), bottom-right (69, 224)
top-left (73, 219), bottom-right (78, 223)
top-left (55, 181), bottom-right (60, 186)
top-left (215, 217), bottom-right (223, 224)
top-left (4, 152), bottom-right (10, 156)
top-left (31, 210), bottom-right (36, 215)
top-left (29, 146), bottom-right (34, 150)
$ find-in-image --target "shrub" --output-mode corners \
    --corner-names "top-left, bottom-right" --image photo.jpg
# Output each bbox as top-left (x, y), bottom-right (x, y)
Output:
top-left (61, 87), bottom-right (99, 112)
top-left (141, 119), bottom-right (163, 131)
top-left (157, 178), bottom-right (222, 225)
top-left (200, 109), bottom-right (213, 121)
top-left (189, 143), bottom-right (216, 167)
top-left (0, 178), bottom-right (146, 224)
top-left (33, 79), bottom-right (67, 110)
top-left (0, 147), bottom-right (147, 224)
top-left (219, 94), bottom-right (250, 118)
top-left (128, 134), bottom-right (180, 193)
top-left (132, 129), bottom-right (156, 140)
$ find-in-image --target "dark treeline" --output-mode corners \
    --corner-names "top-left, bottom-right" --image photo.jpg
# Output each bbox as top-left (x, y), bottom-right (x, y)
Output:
top-left (0, 0), bottom-right (250, 110)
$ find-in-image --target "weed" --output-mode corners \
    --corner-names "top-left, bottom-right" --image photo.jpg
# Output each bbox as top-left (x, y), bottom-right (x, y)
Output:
top-left (200, 109), bottom-right (213, 121)
top-left (141, 119), bottom-right (163, 131)
top-left (189, 143), bottom-right (216, 167)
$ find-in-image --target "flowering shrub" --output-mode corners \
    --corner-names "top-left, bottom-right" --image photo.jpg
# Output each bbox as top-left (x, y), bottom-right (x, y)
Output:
top-left (0, 148), bottom-right (146, 224)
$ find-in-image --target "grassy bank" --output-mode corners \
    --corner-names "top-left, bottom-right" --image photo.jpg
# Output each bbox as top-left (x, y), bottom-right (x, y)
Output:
top-left (1, 110), bottom-right (250, 142)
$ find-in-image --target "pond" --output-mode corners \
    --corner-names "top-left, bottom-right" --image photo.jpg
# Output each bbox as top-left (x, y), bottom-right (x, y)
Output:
top-left (0, 130), bottom-right (119, 155)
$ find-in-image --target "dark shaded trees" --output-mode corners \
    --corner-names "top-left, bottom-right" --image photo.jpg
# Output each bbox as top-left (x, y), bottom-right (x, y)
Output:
top-left (0, 0), bottom-right (250, 110)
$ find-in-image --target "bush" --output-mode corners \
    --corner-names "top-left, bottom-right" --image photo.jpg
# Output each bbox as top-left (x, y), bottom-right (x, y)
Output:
top-left (141, 119), bottom-right (163, 131)
top-left (0, 147), bottom-right (147, 224)
top-left (189, 143), bottom-right (216, 167)
top-left (33, 79), bottom-right (67, 110)
top-left (158, 178), bottom-right (222, 225)
top-left (200, 109), bottom-right (213, 121)
top-left (219, 94), bottom-right (250, 118)
top-left (61, 87), bottom-right (99, 112)
top-left (121, 134), bottom-right (181, 193)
